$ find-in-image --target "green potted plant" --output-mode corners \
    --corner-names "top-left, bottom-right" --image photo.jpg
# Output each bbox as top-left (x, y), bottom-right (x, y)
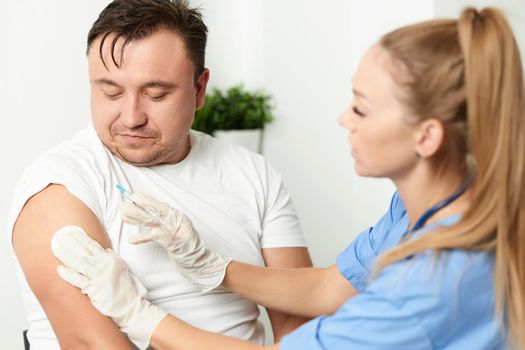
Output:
top-left (192, 84), bottom-right (274, 153)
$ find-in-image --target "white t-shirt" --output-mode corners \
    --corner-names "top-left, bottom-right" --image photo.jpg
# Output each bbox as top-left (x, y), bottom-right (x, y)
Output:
top-left (7, 126), bottom-right (306, 350)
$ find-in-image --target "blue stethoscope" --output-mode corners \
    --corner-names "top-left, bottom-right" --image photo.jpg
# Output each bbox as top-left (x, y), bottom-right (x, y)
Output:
top-left (408, 180), bottom-right (469, 233)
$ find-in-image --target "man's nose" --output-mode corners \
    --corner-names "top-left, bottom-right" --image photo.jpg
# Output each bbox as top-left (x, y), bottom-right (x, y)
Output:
top-left (120, 95), bottom-right (147, 128)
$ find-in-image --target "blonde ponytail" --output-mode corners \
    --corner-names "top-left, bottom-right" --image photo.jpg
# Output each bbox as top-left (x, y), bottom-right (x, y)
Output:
top-left (375, 7), bottom-right (525, 348)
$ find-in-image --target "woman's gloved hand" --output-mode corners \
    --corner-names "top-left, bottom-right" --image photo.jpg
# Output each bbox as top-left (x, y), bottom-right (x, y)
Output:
top-left (120, 192), bottom-right (232, 292)
top-left (51, 226), bottom-right (167, 350)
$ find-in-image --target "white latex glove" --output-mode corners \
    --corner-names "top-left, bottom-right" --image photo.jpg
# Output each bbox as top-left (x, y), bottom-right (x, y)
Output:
top-left (51, 226), bottom-right (167, 350)
top-left (120, 193), bottom-right (232, 292)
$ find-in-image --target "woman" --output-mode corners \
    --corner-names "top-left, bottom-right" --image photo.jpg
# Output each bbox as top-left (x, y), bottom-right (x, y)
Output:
top-left (52, 7), bottom-right (524, 349)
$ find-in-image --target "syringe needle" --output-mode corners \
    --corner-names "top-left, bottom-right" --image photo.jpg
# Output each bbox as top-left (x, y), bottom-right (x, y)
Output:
top-left (115, 184), bottom-right (174, 229)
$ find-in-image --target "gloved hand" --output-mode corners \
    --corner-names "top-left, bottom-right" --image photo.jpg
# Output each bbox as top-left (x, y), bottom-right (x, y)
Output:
top-left (120, 193), bottom-right (232, 292)
top-left (51, 226), bottom-right (167, 350)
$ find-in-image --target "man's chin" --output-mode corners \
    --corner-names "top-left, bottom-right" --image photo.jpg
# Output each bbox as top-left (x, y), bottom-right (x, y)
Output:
top-left (115, 150), bottom-right (163, 167)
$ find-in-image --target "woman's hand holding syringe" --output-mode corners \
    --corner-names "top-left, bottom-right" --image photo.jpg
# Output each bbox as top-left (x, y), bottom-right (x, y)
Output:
top-left (116, 185), bottom-right (232, 291)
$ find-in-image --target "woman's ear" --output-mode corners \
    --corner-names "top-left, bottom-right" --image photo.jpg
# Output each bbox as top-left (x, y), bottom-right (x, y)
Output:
top-left (413, 118), bottom-right (445, 158)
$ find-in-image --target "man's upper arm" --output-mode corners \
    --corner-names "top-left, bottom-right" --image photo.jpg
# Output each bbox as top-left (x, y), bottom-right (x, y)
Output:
top-left (12, 184), bottom-right (133, 350)
top-left (261, 247), bottom-right (313, 341)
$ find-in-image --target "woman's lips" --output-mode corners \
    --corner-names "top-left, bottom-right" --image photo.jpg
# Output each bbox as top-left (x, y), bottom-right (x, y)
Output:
top-left (351, 148), bottom-right (357, 159)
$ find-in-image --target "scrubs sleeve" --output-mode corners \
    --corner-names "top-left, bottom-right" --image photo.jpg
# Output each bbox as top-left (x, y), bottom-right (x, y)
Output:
top-left (280, 295), bottom-right (432, 350)
top-left (335, 226), bottom-right (376, 292)
top-left (335, 192), bottom-right (404, 292)
top-left (280, 282), bottom-right (432, 350)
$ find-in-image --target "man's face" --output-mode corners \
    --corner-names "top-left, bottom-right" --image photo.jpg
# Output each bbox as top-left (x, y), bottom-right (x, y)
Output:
top-left (88, 29), bottom-right (209, 166)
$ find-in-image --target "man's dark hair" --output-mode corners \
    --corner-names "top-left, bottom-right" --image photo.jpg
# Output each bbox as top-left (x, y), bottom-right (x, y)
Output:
top-left (87, 0), bottom-right (207, 78)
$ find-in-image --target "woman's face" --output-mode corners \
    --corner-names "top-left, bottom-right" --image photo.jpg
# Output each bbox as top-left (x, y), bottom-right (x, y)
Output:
top-left (339, 44), bottom-right (419, 180)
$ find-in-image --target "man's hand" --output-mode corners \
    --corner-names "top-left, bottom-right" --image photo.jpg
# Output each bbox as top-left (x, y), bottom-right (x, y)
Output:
top-left (52, 226), bottom-right (167, 350)
top-left (120, 192), bottom-right (232, 292)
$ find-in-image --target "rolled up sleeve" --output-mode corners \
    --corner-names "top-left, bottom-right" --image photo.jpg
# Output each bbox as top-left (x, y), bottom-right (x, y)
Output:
top-left (336, 192), bottom-right (406, 292)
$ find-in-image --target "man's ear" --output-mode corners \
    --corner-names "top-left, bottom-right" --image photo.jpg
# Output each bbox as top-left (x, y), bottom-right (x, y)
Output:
top-left (195, 68), bottom-right (210, 110)
top-left (413, 118), bottom-right (445, 158)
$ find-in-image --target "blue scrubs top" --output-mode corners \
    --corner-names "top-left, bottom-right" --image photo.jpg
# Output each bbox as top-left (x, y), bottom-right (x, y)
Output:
top-left (281, 192), bottom-right (507, 349)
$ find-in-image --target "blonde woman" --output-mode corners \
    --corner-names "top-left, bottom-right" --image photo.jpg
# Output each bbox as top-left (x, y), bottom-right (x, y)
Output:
top-left (52, 7), bottom-right (524, 350)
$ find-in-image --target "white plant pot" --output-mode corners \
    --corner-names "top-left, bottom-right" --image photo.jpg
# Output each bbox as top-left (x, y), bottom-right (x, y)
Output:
top-left (214, 129), bottom-right (263, 154)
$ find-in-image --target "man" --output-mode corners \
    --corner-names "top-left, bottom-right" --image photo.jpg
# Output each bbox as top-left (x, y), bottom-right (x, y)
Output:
top-left (8, 1), bottom-right (311, 349)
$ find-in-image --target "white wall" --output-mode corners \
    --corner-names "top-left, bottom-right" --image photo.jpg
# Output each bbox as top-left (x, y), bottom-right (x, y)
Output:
top-left (197, 0), bottom-right (266, 90)
top-left (1, 1), bottom-right (523, 349)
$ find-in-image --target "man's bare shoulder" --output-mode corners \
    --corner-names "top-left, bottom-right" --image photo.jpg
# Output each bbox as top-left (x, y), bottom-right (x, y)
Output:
top-left (12, 184), bottom-right (132, 349)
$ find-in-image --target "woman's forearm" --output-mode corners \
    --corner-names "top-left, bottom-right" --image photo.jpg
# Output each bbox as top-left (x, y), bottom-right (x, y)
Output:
top-left (150, 315), bottom-right (279, 350)
top-left (222, 261), bottom-right (343, 318)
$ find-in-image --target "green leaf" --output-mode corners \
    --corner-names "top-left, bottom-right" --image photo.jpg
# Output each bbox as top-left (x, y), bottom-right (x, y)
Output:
top-left (193, 84), bottom-right (274, 135)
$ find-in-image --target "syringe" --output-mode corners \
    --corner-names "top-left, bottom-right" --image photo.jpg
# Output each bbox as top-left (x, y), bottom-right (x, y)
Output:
top-left (116, 184), bottom-right (173, 229)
